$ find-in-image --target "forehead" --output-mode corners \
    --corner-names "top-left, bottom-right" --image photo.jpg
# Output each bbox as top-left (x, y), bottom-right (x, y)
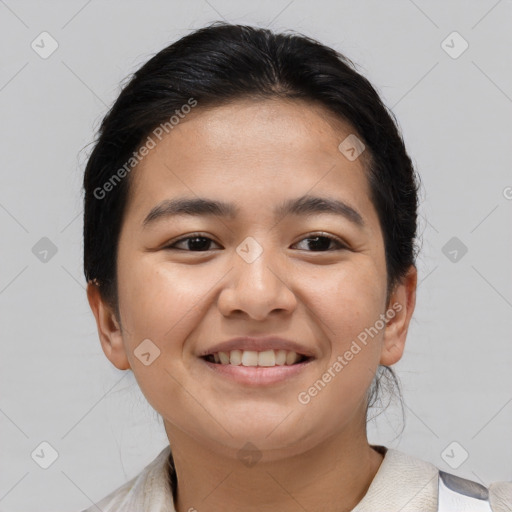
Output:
top-left (124, 98), bottom-right (375, 224)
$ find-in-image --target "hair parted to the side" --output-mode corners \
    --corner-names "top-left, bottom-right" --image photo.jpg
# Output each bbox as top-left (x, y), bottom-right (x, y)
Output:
top-left (82, 21), bottom-right (421, 424)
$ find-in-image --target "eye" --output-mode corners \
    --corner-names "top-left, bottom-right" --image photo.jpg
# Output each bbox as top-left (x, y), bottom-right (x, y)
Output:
top-left (293, 233), bottom-right (349, 252)
top-left (163, 232), bottom-right (348, 252)
top-left (164, 233), bottom-right (221, 252)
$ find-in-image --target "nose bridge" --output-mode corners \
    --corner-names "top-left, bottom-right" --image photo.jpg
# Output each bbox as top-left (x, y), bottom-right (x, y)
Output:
top-left (218, 234), bottom-right (295, 319)
top-left (234, 234), bottom-right (280, 291)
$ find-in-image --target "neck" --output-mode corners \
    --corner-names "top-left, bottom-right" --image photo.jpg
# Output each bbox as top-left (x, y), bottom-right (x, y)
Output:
top-left (165, 423), bottom-right (384, 512)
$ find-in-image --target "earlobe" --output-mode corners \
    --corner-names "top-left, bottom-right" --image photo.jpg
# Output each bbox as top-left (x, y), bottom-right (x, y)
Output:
top-left (380, 265), bottom-right (418, 367)
top-left (86, 281), bottom-right (131, 371)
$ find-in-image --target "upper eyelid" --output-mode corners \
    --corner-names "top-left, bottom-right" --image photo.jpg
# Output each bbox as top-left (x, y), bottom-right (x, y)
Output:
top-left (293, 233), bottom-right (349, 250)
top-left (166, 232), bottom-right (221, 248)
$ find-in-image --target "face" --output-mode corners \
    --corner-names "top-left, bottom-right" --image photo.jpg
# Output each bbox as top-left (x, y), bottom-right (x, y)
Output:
top-left (88, 98), bottom-right (416, 461)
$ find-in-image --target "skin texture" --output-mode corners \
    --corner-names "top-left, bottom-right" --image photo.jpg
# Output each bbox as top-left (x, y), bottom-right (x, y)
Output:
top-left (87, 97), bottom-right (417, 512)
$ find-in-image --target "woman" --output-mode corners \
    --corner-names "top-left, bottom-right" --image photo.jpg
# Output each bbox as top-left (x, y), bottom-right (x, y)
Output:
top-left (81, 21), bottom-right (511, 512)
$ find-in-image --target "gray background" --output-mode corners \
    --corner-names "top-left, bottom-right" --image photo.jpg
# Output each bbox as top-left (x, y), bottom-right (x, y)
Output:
top-left (1, 1), bottom-right (511, 510)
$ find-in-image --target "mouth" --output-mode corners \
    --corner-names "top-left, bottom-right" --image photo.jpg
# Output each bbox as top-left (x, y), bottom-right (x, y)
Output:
top-left (199, 349), bottom-right (315, 386)
top-left (201, 349), bottom-right (312, 367)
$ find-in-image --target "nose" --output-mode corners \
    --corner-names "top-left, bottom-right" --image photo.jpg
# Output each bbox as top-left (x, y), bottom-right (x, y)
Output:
top-left (217, 241), bottom-right (297, 321)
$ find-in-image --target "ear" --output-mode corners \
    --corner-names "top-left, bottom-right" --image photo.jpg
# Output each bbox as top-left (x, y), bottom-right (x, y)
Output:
top-left (86, 281), bottom-right (131, 370)
top-left (380, 265), bottom-right (417, 366)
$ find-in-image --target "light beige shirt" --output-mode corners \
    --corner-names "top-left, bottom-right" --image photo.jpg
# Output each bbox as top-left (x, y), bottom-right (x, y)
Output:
top-left (79, 445), bottom-right (512, 511)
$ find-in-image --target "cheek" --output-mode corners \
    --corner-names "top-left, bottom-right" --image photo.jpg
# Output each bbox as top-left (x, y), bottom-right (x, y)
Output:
top-left (115, 257), bottom-right (210, 409)
top-left (308, 259), bottom-right (386, 336)
top-left (294, 266), bottom-right (385, 430)
top-left (305, 259), bottom-right (386, 404)
top-left (117, 254), bottom-right (214, 345)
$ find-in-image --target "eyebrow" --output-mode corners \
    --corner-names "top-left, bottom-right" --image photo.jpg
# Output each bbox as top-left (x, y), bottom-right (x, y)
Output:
top-left (142, 194), bottom-right (365, 228)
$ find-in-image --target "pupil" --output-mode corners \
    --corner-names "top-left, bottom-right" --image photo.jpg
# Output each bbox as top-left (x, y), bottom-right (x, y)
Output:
top-left (308, 236), bottom-right (329, 251)
top-left (189, 237), bottom-right (210, 251)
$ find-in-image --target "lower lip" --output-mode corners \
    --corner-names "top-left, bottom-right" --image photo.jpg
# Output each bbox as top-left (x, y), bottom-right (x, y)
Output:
top-left (199, 357), bottom-right (315, 386)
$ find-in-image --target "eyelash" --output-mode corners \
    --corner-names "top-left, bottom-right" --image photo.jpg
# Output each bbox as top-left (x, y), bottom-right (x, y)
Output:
top-left (163, 232), bottom-right (349, 252)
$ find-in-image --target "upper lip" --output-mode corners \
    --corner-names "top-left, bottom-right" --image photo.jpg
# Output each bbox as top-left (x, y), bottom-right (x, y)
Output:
top-left (198, 336), bottom-right (316, 358)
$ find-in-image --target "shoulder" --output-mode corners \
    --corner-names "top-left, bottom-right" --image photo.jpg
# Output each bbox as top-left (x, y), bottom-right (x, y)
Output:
top-left (438, 469), bottom-right (512, 512)
top-left (353, 446), bottom-right (439, 511)
top-left (77, 445), bottom-right (174, 512)
top-left (360, 446), bottom-right (511, 512)
top-left (488, 480), bottom-right (512, 512)
top-left (383, 446), bottom-right (512, 512)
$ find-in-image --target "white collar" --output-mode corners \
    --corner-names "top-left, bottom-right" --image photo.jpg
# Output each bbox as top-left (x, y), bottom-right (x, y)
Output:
top-left (86, 444), bottom-right (441, 512)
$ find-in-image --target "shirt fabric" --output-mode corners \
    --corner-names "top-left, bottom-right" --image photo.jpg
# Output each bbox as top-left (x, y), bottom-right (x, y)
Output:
top-left (79, 444), bottom-right (512, 512)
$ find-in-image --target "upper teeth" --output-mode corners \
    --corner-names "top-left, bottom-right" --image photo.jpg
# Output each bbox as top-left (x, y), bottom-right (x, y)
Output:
top-left (211, 349), bottom-right (302, 366)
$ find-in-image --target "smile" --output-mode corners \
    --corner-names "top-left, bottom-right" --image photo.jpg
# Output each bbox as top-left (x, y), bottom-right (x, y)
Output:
top-left (202, 349), bottom-right (310, 367)
top-left (200, 349), bottom-right (315, 386)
